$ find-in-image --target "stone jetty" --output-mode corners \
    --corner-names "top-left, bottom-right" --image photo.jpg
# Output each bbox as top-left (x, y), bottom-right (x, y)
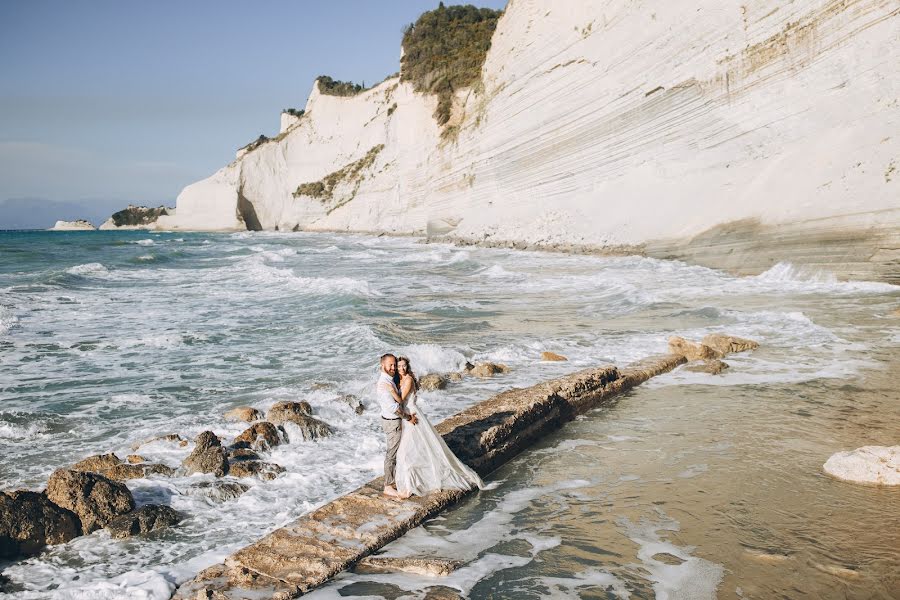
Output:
top-left (174, 353), bottom-right (687, 599)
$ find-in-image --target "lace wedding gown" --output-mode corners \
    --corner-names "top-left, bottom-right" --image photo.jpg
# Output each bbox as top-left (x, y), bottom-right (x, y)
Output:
top-left (394, 389), bottom-right (484, 496)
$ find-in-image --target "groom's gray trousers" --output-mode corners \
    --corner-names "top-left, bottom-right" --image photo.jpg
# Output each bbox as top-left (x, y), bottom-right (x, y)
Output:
top-left (382, 417), bottom-right (403, 487)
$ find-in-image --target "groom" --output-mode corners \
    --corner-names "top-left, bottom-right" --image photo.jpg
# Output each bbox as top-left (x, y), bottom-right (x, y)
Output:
top-left (377, 353), bottom-right (418, 497)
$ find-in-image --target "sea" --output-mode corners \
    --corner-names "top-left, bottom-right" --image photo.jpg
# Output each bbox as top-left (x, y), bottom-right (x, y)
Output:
top-left (0, 230), bottom-right (898, 599)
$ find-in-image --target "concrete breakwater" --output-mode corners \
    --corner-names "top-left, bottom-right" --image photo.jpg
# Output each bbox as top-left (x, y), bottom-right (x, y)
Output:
top-left (174, 352), bottom-right (689, 599)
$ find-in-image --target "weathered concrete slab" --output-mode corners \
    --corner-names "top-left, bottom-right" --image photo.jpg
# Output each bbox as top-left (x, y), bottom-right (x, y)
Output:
top-left (174, 354), bottom-right (685, 599)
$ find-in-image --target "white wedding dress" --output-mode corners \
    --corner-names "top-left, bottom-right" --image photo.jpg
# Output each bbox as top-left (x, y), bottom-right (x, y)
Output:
top-left (394, 389), bottom-right (484, 496)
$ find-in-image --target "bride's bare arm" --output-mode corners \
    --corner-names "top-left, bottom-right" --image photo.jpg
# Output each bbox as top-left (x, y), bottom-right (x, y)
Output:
top-left (400, 376), bottom-right (414, 401)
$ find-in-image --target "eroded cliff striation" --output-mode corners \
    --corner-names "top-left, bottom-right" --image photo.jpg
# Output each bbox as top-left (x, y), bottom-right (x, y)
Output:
top-left (168, 0), bottom-right (900, 282)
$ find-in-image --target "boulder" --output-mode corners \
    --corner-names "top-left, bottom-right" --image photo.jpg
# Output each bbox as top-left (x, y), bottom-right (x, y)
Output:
top-left (105, 505), bottom-right (182, 539)
top-left (266, 401), bottom-right (313, 425)
top-left (72, 453), bottom-right (121, 472)
top-left (227, 460), bottom-right (285, 481)
top-left (0, 490), bottom-right (81, 558)
top-left (684, 360), bottom-right (730, 375)
top-left (182, 432), bottom-right (229, 477)
top-left (45, 469), bottom-right (135, 534)
top-left (447, 372), bottom-right (464, 382)
top-left (823, 446), bottom-right (900, 485)
top-left (72, 452), bottom-right (174, 480)
top-left (334, 394), bottom-right (364, 415)
top-left (540, 351), bottom-right (568, 362)
top-left (701, 333), bottom-right (759, 356)
top-left (667, 336), bottom-right (721, 360)
top-left (280, 414), bottom-right (334, 442)
top-left (233, 422), bottom-right (283, 452)
top-left (126, 454), bottom-right (145, 464)
top-left (183, 481), bottom-right (249, 503)
top-left (355, 555), bottom-right (461, 576)
top-left (470, 362), bottom-right (509, 378)
top-left (224, 406), bottom-right (263, 423)
top-left (418, 373), bottom-right (448, 391)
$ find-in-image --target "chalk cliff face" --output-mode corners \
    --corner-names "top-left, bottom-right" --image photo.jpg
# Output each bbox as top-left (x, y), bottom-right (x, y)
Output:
top-left (170, 0), bottom-right (900, 282)
top-left (50, 220), bottom-right (96, 231)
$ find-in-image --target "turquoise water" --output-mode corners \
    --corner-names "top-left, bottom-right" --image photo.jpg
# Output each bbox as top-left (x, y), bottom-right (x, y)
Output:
top-left (1, 230), bottom-right (898, 598)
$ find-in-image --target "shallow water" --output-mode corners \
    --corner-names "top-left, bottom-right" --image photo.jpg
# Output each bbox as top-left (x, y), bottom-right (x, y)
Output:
top-left (0, 230), bottom-right (898, 599)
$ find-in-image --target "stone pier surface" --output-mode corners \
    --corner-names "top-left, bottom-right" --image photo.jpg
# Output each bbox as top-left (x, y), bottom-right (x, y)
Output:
top-left (174, 354), bottom-right (685, 599)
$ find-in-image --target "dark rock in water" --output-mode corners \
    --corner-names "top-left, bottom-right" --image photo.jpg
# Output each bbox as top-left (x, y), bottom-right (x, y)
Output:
top-left (224, 406), bottom-right (264, 423)
top-left (233, 422), bottom-right (283, 452)
top-left (105, 505), bottom-right (181, 539)
top-left (418, 373), bottom-right (449, 391)
top-left (45, 469), bottom-right (134, 534)
top-left (470, 362), bottom-right (509, 378)
top-left (279, 414), bottom-right (333, 442)
top-left (228, 448), bottom-right (261, 461)
top-left (700, 333), bottom-right (759, 356)
top-left (183, 432), bottom-right (229, 477)
top-left (684, 359), bottom-right (730, 375)
top-left (228, 460), bottom-right (285, 481)
top-left (0, 490), bottom-right (81, 558)
top-left (194, 431), bottom-right (223, 453)
top-left (183, 481), bottom-right (250, 503)
top-left (266, 401), bottom-right (313, 424)
top-left (108, 205), bottom-right (170, 227)
top-left (463, 361), bottom-right (475, 371)
top-left (334, 394), bottom-right (364, 414)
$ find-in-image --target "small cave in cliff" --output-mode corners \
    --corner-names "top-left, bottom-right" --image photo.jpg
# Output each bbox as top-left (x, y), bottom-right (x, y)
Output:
top-left (236, 191), bottom-right (262, 231)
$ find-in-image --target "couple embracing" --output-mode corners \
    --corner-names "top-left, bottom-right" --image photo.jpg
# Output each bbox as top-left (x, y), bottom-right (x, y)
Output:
top-left (377, 353), bottom-right (484, 498)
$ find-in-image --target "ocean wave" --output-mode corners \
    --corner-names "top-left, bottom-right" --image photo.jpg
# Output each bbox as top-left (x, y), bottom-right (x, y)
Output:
top-left (136, 255), bottom-right (155, 261)
top-left (65, 263), bottom-right (109, 276)
top-left (240, 259), bottom-right (379, 297)
top-left (751, 262), bottom-right (899, 294)
top-left (0, 305), bottom-right (17, 336)
top-left (132, 239), bottom-right (155, 246)
top-left (395, 344), bottom-right (468, 375)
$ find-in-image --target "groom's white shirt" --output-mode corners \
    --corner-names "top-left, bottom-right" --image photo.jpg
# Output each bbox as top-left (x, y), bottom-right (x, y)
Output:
top-left (377, 371), bottom-right (401, 419)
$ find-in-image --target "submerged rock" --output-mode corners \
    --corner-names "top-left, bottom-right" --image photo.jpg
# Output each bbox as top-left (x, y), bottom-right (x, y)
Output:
top-left (45, 469), bottom-right (135, 534)
top-left (72, 453), bottom-right (121, 472)
top-left (183, 481), bottom-right (249, 503)
top-left (280, 415), bottom-right (333, 442)
top-left (183, 432), bottom-right (229, 477)
top-left (266, 401), bottom-right (313, 425)
top-left (233, 422), bottom-right (283, 452)
top-left (823, 445), bottom-right (900, 485)
top-left (355, 555), bottom-right (461, 576)
top-left (701, 333), bottom-right (759, 356)
top-left (224, 406), bottom-right (263, 423)
top-left (667, 336), bottom-right (720, 360)
top-left (418, 373), bottom-right (449, 391)
top-left (334, 394), bottom-right (364, 414)
top-left (684, 359), bottom-right (730, 375)
top-left (470, 362), bottom-right (509, 378)
top-left (131, 433), bottom-right (187, 451)
top-left (105, 505), bottom-right (181, 539)
top-left (540, 351), bottom-right (568, 362)
top-left (227, 460), bottom-right (285, 481)
top-left (0, 490), bottom-right (81, 558)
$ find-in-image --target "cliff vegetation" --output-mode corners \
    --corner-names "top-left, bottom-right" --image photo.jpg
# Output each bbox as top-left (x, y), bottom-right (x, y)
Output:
top-left (401, 2), bottom-right (503, 126)
top-left (317, 75), bottom-right (369, 97)
top-left (109, 205), bottom-right (171, 227)
top-left (292, 144), bottom-right (385, 208)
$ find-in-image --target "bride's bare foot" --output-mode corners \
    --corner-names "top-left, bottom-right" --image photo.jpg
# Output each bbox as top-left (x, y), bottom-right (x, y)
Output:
top-left (383, 485), bottom-right (400, 498)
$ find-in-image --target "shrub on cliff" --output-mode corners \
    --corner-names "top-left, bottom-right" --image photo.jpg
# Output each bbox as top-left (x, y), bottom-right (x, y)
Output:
top-left (317, 75), bottom-right (368, 97)
top-left (110, 205), bottom-right (170, 227)
top-left (282, 108), bottom-right (305, 118)
top-left (401, 2), bottom-right (502, 125)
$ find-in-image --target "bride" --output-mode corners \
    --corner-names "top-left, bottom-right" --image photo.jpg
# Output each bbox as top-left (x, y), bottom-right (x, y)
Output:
top-left (393, 356), bottom-right (485, 497)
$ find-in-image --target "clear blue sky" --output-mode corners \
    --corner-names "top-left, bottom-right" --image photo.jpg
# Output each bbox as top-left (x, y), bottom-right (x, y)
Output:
top-left (0, 0), bottom-right (506, 227)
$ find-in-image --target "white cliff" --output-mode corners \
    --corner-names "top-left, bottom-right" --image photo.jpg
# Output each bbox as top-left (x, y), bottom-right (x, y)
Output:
top-left (824, 446), bottom-right (900, 485)
top-left (168, 0), bottom-right (900, 282)
top-left (50, 220), bottom-right (96, 231)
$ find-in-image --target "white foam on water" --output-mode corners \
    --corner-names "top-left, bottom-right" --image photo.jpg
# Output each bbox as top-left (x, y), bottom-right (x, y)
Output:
top-left (66, 262), bottom-right (109, 276)
top-left (0, 304), bottom-right (17, 335)
top-left (532, 569), bottom-right (632, 599)
top-left (133, 239), bottom-right (155, 246)
top-left (135, 255), bottom-right (155, 261)
top-left (395, 344), bottom-right (468, 375)
top-left (619, 513), bottom-right (724, 600)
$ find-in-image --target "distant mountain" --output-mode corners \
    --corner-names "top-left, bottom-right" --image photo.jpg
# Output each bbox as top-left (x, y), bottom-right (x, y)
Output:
top-left (0, 198), bottom-right (131, 230)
